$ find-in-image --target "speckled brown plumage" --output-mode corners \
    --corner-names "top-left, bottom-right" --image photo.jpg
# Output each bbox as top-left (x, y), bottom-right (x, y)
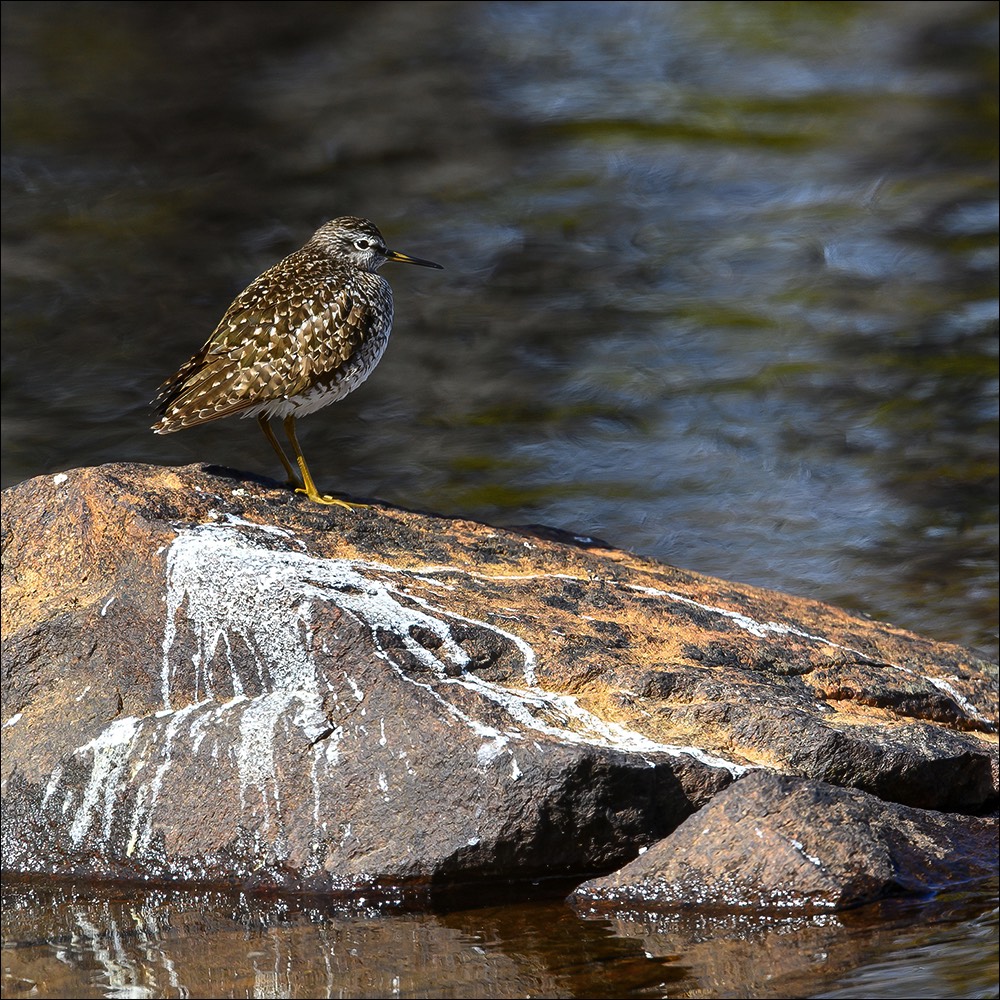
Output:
top-left (152, 217), bottom-right (441, 508)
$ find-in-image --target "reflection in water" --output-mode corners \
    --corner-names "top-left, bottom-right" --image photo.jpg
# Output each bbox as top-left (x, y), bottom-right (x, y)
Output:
top-left (2, 880), bottom-right (997, 1000)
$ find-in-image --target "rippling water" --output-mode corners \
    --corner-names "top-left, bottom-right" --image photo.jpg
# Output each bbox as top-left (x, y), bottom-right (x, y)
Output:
top-left (2, 2), bottom-right (997, 996)
top-left (3, 1), bottom-right (996, 657)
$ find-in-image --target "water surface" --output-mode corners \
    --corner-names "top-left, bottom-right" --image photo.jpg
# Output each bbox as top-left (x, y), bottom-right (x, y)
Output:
top-left (3, 0), bottom-right (996, 655)
top-left (2, 878), bottom-right (998, 999)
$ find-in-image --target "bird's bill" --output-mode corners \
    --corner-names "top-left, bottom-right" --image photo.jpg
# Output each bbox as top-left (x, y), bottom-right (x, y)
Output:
top-left (384, 249), bottom-right (443, 269)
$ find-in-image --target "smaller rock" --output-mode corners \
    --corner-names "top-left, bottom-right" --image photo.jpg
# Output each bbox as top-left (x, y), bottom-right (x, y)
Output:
top-left (570, 771), bottom-right (999, 913)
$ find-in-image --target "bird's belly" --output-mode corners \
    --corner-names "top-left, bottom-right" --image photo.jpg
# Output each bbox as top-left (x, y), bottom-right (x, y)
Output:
top-left (242, 334), bottom-right (389, 421)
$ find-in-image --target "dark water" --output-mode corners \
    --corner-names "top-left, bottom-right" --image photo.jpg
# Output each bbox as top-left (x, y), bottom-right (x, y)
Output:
top-left (3, 0), bottom-right (997, 658)
top-left (2, 879), bottom-right (998, 1000)
top-left (2, 2), bottom-right (998, 997)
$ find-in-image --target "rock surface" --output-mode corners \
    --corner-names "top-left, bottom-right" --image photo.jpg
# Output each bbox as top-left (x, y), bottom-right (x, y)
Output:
top-left (570, 771), bottom-right (999, 913)
top-left (1, 462), bottom-right (997, 907)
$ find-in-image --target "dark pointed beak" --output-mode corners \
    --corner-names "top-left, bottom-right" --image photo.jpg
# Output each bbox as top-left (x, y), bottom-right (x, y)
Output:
top-left (384, 249), bottom-right (443, 269)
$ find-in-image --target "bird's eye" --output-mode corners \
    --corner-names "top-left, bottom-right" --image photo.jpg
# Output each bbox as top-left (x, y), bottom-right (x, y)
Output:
top-left (354, 238), bottom-right (372, 250)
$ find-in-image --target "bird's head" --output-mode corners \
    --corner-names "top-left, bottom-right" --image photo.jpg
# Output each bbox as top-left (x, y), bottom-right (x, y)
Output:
top-left (310, 217), bottom-right (442, 273)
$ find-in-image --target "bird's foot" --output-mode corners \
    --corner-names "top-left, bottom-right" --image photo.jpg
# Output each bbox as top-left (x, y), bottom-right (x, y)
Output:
top-left (294, 486), bottom-right (370, 510)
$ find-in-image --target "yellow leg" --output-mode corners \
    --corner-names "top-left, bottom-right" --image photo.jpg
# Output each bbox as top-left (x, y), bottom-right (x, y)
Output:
top-left (283, 414), bottom-right (369, 510)
top-left (258, 414), bottom-right (302, 488)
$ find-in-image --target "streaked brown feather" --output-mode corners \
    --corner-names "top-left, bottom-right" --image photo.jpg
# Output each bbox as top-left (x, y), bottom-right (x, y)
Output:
top-left (149, 216), bottom-right (440, 507)
top-left (152, 242), bottom-right (390, 431)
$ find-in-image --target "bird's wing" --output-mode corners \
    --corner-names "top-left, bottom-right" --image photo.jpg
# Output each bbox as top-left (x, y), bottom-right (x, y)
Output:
top-left (151, 265), bottom-right (382, 431)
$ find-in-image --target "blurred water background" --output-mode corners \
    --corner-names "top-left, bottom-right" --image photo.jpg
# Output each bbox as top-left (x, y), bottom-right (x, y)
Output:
top-left (2, 2), bottom-right (997, 998)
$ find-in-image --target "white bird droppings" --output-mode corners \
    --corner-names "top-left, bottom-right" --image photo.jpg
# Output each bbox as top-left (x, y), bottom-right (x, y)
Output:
top-left (38, 519), bottom-right (749, 872)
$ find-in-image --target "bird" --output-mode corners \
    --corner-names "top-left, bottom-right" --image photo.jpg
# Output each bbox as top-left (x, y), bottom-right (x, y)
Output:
top-left (151, 217), bottom-right (442, 509)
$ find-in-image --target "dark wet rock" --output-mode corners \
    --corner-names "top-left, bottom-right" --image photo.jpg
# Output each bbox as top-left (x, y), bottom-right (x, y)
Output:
top-left (570, 771), bottom-right (999, 914)
top-left (1, 463), bottom-right (997, 903)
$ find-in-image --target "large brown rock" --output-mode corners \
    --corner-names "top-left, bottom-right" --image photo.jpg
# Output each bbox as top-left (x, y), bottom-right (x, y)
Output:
top-left (2, 463), bottom-right (997, 905)
top-left (570, 771), bottom-right (999, 914)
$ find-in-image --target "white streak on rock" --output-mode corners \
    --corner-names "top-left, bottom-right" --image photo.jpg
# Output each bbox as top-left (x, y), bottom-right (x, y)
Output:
top-left (69, 717), bottom-right (144, 845)
top-left (476, 736), bottom-right (509, 768)
top-left (789, 837), bottom-right (824, 868)
top-left (161, 527), bottom-right (321, 708)
top-left (41, 765), bottom-right (63, 809)
top-left (385, 583), bottom-right (537, 686)
top-left (632, 588), bottom-right (994, 728)
top-left (47, 520), bottom-right (756, 869)
top-left (453, 674), bottom-right (749, 775)
top-left (925, 676), bottom-right (994, 728)
top-left (129, 700), bottom-right (211, 857)
top-left (235, 692), bottom-right (291, 833)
